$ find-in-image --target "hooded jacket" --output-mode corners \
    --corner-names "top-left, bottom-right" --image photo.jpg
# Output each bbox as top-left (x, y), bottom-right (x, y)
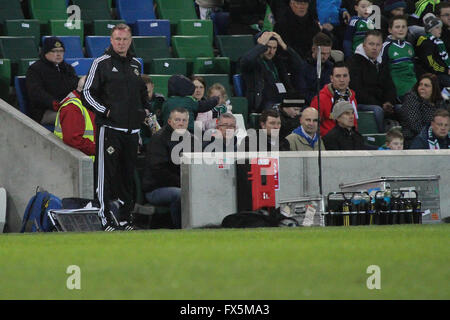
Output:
top-left (82, 46), bottom-right (148, 131)
top-left (26, 55), bottom-right (78, 122)
top-left (348, 44), bottom-right (397, 106)
top-left (310, 83), bottom-right (358, 137)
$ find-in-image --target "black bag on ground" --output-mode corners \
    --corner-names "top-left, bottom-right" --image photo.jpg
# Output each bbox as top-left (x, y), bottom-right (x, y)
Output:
top-left (221, 209), bottom-right (299, 228)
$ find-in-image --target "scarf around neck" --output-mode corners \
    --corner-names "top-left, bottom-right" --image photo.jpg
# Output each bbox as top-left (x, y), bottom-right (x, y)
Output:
top-left (428, 126), bottom-right (450, 149)
top-left (428, 33), bottom-right (450, 68)
top-left (293, 126), bottom-right (318, 148)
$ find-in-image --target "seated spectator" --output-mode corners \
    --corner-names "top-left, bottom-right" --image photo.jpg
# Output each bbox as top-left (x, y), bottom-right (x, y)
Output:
top-left (323, 101), bottom-right (373, 150)
top-left (437, 2), bottom-right (450, 53)
top-left (343, 0), bottom-right (377, 59)
top-left (381, 0), bottom-right (407, 38)
top-left (227, 0), bottom-right (268, 35)
top-left (410, 108), bottom-right (450, 149)
top-left (142, 108), bottom-right (191, 229)
top-left (240, 109), bottom-right (290, 152)
top-left (240, 31), bottom-right (302, 112)
top-left (286, 107), bottom-right (326, 151)
top-left (191, 76), bottom-right (207, 102)
top-left (295, 32), bottom-right (334, 105)
top-left (310, 61), bottom-right (358, 136)
top-left (141, 75), bottom-right (165, 122)
top-left (378, 127), bottom-right (404, 150)
top-left (26, 37), bottom-right (78, 125)
top-left (273, 0), bottom-right (323, 59)
top-left (161, 75), bottom-right (219, 132)
top-left (316, 0), bottom-right (351, 51)
top-left (382, 15), bottom-right (417, 100)
top-left (415, 13), bottom-right (450, 88)
top-left (400, 73), bottom-right (447, 147)
top-left (54, 76), bottom-right (96, 160)
top-left (348, 30), bottom-right (398, 133)
top-left (196, 83), bottom-right (233, 131)
top-left (410, 0), bottom-right (441, 26)
top-left (203, 113), bottom-right (239, 152)
top-left (196, 0), bottom-right (224, 20)
top-left (278, 92), bottom-right (304, 140)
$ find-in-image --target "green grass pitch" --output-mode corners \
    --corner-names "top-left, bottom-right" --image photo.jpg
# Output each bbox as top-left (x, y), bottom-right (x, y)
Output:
top-left (0, 224), bottom-right (448, 300)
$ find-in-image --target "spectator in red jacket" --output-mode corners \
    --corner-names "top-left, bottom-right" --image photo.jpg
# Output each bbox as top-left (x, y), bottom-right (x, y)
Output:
top-left (310, 61), bottom-right (358, 136)
top-left (54, 76), bottom-right (96, 159)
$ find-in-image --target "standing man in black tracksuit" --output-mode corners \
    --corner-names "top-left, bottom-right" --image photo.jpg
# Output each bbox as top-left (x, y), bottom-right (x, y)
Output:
top-left (82, 24), bottom-right (148, 231)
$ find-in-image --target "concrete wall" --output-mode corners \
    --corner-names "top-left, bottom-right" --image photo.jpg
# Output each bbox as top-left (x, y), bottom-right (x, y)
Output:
top-left (0, 99), bottom-right (94, 233)
top-left (181, 150), bottom-right (450, 228)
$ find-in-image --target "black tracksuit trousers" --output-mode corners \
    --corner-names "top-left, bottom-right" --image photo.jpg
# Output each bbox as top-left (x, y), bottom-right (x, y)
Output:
top-left (95, 125), bottom-right (138, 225)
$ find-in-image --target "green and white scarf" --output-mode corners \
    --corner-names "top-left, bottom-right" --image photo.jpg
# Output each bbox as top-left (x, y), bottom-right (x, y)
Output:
top-left (427, 126), bottom-right (450, 149)
top-left (428, 34), bottom-right (450, 68)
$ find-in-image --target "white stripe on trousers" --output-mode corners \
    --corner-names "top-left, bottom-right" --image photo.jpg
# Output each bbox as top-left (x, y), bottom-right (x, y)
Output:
top-left (97, 125), bottom-right (107, 226)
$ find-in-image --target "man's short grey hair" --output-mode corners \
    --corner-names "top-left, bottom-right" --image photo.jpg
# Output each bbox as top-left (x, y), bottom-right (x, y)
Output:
top-left (218, 113), bottom-right (236, 122)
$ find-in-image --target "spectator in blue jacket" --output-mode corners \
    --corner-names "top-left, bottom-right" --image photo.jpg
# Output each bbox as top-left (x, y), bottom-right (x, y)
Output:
top-left (316, 0), bottom-right (351, 50)
top-left (295, 32), bottom-right (334, 105)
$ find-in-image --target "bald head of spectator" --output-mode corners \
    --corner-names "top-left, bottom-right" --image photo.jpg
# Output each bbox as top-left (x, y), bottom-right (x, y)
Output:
top-left (300, 107), bottom-right (319, 136)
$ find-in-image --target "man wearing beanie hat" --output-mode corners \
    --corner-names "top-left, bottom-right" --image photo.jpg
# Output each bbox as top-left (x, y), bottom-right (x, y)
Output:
top-left (26, 37), bottom-right (78, 125)
top-left (322, 100), bottom-right (373, 150)
top-left (380, 0), bottom-right (407, 38)
top-left (278, 92), bottom-right (304, 140)
top-left (415, 12), bottom-right (450, 88)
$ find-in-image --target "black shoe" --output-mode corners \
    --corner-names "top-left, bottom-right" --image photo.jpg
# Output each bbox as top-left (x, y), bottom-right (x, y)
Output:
top-left (119, 220), bottom-right (138, 231)
top-left (102, 221), bottom-right (119, 232)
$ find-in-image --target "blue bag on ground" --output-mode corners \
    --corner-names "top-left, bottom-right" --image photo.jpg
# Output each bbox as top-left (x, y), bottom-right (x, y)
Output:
top-left (20, 188), bottom-right (62, 232)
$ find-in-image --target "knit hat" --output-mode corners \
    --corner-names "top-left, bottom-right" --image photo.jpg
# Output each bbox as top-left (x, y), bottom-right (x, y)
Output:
top-left (43, 37), bottom-right (65, 54)
top-left (383, 0), bottom-right (406, 13)
top-left (423, 13), bottom-right (443, 34)
top-left (330, 101), bottom-right (353, 120)
top-left (279, 92), bottom-right (305, 109)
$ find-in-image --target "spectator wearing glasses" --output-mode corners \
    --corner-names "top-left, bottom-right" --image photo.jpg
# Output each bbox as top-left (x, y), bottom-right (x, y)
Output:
top-left (26, 37), bottom-right (78, 125)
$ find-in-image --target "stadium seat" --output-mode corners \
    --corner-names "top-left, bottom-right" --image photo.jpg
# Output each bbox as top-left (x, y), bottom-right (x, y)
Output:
top-left (216, 35), bottom-right (255, 73)
top-left (171, 36), bottom-right (214, 59)
top-left (72, 0), bottom-right (112, 24)
top-left (48, 20), bottom-right (85, 44)
top-left (154, 0), bottom-right (197, 28)
top-left (42, 36), bottom-right (84, 59)
top-left (210, 12), bottom-right (229, 36)
top-left (192, 57), bottom-right (230, 75)
top-left (4, 20), bottom-right (40, 47)
top-left (229, 97), bottom-right (248, 126)
top-left (116, 0), bottom-right (156, 25)
top-left (134, 19), bottom-right (171, 46)
top-left (14, 75), bottom-right (29, 115)
top-left (177, 19), bottom-right (213, 44)
top-left (249, 113), bottom-right (261, 129)
top-left (85, 36), bottom-right (110, 57)
top-left (192, 74), bottom-right (232, 97)
top-left (0, 0), bottom-right (24, 23)
top-left (0, 36), bottom-right (38, 78)
top-left (92, 19), bottom-right (126, 36)
top-left (132, 36), bottom-right (171, 73)
top-left (358, 111), bottom-right (378, 135)
top-left (0, 58), bottom-right (11, 100)
top-left (232, 74), bottom-right (245, 97)
top-left (29, 0), bottom-right (67, 24)
top-left (64, 58), bottom-right (95, 76)
top-left (150, 58), bottom-right (187, 76)
top-left (363, 133), bottom-right (387, 148)
top-left (149, 74), bottom-right (171, 98)
top-left (18, 58), bottom-right (38, 76)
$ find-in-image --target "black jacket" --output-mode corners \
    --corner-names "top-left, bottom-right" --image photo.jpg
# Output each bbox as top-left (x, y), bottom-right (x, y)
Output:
top-left (348, 51), bottom-right (397, 106)
top-left (279, 108), bottom-right (300, 140)
top-left (273, 6), bottom-right (322, 59)
top-left (240, 130), bottom-right (290, 152)
top-left (82, 46), bottom-right (148, 131)
top-left (142, 125), bottom-right (188, 193)
top-left (26, 56), bottom-right (78, 122)
top-left (323, 124), bottom-right (369, 150)
top-left (240, 43), bottom-right (301, 113)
